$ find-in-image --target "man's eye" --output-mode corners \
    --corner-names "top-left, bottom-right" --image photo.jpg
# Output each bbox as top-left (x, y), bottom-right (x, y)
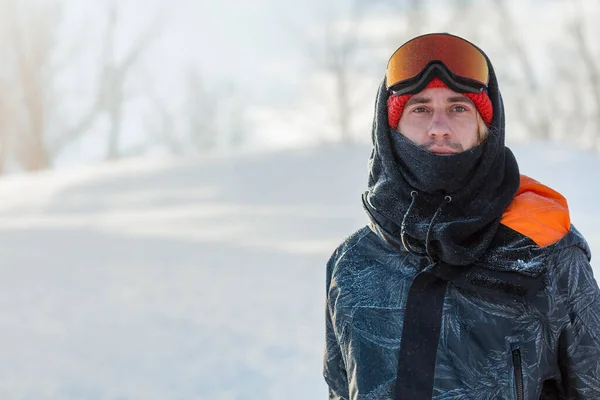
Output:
top-left (453, 105), bottom-right (468, 112)
top-left (413, 107), bottom-right (427, 113)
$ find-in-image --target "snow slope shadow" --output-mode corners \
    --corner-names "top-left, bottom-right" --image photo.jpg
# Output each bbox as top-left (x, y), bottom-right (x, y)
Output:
top-left (0, 226), bottom-right (329, 399)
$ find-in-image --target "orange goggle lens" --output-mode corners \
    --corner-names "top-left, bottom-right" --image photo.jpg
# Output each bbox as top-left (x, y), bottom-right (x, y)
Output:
top-left (386, 33), bottom-right (489, 91)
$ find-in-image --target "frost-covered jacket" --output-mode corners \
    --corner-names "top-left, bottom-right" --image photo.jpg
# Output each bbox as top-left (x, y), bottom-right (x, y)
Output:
top-left (324, 177), bottom-right (600, 399)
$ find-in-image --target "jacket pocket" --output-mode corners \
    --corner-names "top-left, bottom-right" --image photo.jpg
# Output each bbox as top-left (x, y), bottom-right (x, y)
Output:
top-left (512, 347), bottom-right (524, 400)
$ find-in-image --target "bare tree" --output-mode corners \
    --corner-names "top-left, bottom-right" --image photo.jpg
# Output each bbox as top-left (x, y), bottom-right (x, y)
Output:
top-left (217, 82), bottom-right (247, 150)
top-left (99, 1), bottom-right (163, 160)
top-left (490, 0), bottom-right (556, 140)
top-left (326, 19), bottom-right (355, 143)
top-left (144, 94), bottom-right (183, 156)
top-left (44, 5), bottom-right (105, 162)
top-left (226, 96), bottom-right (246, 150)
top-left (143, 67), bottom-right (249, 157)
top-left (569, 0), bottom-right (600, 149)
top-left (307, 0), bottom-right (378, 144)
top-left (0, 88), bottom-right (11, 174)
top-left (0, 0), bottom-right (55, 171)
top-left (0, 0), bottom-right (110, 172)
top-left (185, 68), bottom-right (220, 153)
top-left (184, 69), bottom-right (251, 153)
top-left (0, 4), bottom-right (16, 173)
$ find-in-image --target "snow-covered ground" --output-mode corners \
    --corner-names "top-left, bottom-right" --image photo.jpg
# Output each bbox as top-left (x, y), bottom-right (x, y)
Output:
top-left (0, 142), bottom-right (598, 399)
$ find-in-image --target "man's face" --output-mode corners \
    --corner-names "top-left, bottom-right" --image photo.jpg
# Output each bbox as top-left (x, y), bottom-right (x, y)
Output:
top-left (397, 87), bottom-right (480, 155)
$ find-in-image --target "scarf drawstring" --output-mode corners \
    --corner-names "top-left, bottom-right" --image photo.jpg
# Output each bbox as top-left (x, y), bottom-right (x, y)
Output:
top-left (400, 192), bottom-right (453, 265)
top-left (400, 191), bottom-right (422, 256)
top-left (424, 195), bottom-right (452, 264)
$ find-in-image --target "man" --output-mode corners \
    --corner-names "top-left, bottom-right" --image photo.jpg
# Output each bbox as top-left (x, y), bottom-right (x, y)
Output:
top-left (323, 33), bottom-right (600, 399)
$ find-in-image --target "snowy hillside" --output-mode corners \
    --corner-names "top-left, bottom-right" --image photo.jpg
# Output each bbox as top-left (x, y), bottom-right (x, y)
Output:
top-left (0, 142), bottom-right (598, 399)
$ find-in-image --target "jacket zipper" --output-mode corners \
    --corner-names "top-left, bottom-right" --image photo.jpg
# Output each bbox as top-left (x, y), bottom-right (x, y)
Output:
top-left (512, 349), bottom-right (524, 400)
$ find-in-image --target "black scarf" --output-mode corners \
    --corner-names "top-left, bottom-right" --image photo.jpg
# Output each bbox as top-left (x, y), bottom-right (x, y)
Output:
top-left (363, 58), bottom-right (521, 266)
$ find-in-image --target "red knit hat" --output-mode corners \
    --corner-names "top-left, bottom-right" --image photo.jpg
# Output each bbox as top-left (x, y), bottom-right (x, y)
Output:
top-left (387, 77), bottom-right (493, 128)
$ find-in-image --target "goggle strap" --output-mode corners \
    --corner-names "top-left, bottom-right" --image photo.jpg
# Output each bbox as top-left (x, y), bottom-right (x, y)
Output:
top-left (390, 63), bottom-right (486, 96)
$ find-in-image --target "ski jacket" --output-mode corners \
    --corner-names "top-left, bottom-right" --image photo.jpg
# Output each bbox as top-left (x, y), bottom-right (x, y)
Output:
top-left (324, 176), bottom-right (600, 399)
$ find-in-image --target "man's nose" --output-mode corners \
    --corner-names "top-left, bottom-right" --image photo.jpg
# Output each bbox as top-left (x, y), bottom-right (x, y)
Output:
top-left (427, 113), bottom-right (451, 138)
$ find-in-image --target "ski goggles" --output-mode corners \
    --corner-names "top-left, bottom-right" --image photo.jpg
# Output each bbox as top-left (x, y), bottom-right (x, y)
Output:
top-left (386, 33), bottom-right (489, 95)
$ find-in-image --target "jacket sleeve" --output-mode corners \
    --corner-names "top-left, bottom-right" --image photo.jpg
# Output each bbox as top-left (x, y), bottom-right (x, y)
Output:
top-left (556, 245), bottom-right (600, 398)
top-left (323, 250), bottom-right (349, 400)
